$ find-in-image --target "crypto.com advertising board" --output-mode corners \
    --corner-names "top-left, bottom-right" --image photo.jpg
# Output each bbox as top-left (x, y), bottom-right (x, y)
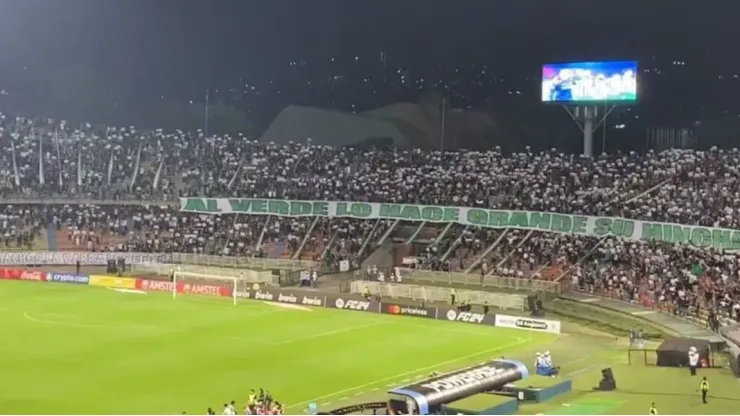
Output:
top-left (541, 60), bottom-right (637, 103)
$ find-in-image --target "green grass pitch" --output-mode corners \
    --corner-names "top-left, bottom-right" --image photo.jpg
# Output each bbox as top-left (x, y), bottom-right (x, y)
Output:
top-left (1, 280), bottom-right (739, 415)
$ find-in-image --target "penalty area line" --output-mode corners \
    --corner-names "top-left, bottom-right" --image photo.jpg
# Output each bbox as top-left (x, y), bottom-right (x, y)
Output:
top-left (22, 311), bottom-right (161, 331)
top-left (287, 335), bottom-right (530, 410)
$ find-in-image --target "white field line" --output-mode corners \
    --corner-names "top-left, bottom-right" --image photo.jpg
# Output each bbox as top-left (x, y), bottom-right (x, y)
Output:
top-left (289, 336), bottom-right (619, 411)
top-left (22, 308), bottom-right (384, 348)
top-left (23, 311), bottom-right (160, 331)
top-left (25, 308), bottom-right (284, 332)
top-left (274, 322), bottom-right (383, 346)
top-left (287, 335), bottom-right (531, 410)
top-left (230, 322), bottom-right (384, 346)
top-left (390, 320), bottom-right (510, 337)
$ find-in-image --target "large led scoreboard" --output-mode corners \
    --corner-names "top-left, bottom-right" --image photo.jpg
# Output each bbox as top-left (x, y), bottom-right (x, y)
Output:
top-left (541, 60), bottom-right (637, 103)
top-left (541, 60), bottom-right (638, 156)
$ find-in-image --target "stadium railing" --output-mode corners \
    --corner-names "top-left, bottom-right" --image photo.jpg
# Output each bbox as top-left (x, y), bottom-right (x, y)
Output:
top-left (398, 268), bottom-right (563, 293)
top-left (0, 251), bottom-right (316, 271)
top-left (130, 262), bottom-right (277, 284)
top-left (352, 281), bottom-right (527, 311)
top-left (168, 253), bottom-right (317, 271)
top-left (0, 196), bottom-right (179, 206)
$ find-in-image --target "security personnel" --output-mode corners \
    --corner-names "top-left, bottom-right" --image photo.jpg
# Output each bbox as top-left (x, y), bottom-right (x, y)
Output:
top-left (363, 286), bottom-right (371, 300)
top-left (700, 377), bottom-right (709, 404)
top-left (649, 403), bottom-right (658, 415)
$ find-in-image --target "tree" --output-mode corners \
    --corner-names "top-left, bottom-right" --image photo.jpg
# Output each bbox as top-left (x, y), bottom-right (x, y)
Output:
top-left (0, 65), bottom-right (252, 136)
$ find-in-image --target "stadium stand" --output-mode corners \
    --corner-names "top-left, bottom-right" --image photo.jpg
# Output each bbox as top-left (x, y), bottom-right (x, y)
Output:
top-left (0, 110), bottom-right (738, 325)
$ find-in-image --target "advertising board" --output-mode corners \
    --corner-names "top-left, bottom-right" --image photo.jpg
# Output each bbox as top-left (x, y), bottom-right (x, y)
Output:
top-left (439, 307), bottom-right (497, 326)
top-left (47, 273), bottom-right (90, 285)
top-left (327, 295), bottom-right (381, 313)
top-left (541, 60), bottom-right (637, 103)
top-left (495, 314), bottom-right (562, 334)
top-left (237, 289), bottom-right (326, 307)
top-left (381, 302), bottom-right (437, 319)
top-left (135, 279), bottom-right (231, 297)
top-left (89, 275), bottom-right (137, 289)
top-left (0, 268), bottom-right (46, 281)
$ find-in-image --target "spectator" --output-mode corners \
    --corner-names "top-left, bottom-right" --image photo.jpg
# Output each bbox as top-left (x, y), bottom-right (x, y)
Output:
top-left (1, 110), bottom-right (740, 321)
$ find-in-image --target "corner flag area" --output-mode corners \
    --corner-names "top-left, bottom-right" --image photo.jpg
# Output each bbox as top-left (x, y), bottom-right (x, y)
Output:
top-left (1, 280), bottom-right (739, 414)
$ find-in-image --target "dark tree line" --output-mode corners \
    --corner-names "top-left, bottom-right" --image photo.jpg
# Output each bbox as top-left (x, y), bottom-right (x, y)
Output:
top-left (0, 66), bottom-right (252, 136)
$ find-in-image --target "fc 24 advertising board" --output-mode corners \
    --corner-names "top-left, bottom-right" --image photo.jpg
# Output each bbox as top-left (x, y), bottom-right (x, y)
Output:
top-left (328, 296), bottom-right (380, 313)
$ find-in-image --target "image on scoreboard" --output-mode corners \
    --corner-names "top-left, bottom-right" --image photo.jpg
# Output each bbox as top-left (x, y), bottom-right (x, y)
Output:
top-left (541, 60), bottom-right (637, 103)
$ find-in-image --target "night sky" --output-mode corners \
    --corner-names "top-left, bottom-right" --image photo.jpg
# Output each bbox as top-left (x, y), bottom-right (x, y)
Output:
top-left (0, 0), bottom-right (737, 148)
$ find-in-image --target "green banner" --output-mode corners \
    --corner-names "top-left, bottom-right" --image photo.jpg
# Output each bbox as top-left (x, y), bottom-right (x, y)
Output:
top-left (180, 198), bottom-right (740, 250)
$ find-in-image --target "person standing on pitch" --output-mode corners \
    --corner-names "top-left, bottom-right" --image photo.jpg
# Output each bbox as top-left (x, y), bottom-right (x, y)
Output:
top-left (649, 402), bottom-right (658, 415)
top-left (700, 377), bottom-right (709, 404)
top-left (688, 346), bottom-right (699, 376)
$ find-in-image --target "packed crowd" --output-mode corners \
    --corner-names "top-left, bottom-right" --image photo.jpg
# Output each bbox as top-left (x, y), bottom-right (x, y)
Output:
top-left (1, 113), bottom-right (740, 322)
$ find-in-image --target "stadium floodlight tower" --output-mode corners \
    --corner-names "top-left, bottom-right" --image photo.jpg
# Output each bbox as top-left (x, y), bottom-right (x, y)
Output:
top-left (541, 60), bottom-right (638, 157)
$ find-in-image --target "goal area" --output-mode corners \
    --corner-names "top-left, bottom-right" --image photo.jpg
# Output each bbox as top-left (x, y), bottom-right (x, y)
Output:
top-left (172, 271), bottom-right (256, 305)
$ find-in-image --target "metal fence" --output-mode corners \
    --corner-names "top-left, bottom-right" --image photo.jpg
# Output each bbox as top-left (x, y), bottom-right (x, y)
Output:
top-left (128, 253), bottom-right (315, 286)
top-left (627, 348), bottom-right (659, 366)
top-left (130, 262), bottom-right (277, 284)
top-left (398, 268), bottom-right (563, 293)
top-left (167, 253), bottom-right (317, 271)
top-left (351, 281), bottom-right (526, 311)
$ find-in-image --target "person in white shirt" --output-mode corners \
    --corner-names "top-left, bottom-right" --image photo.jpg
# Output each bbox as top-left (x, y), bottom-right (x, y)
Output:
top-left (688, 346), bottom-right (699, 376)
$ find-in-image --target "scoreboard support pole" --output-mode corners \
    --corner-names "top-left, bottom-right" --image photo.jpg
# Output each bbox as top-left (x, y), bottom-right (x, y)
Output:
top-left (562, 104), bottom-right (616, 157)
